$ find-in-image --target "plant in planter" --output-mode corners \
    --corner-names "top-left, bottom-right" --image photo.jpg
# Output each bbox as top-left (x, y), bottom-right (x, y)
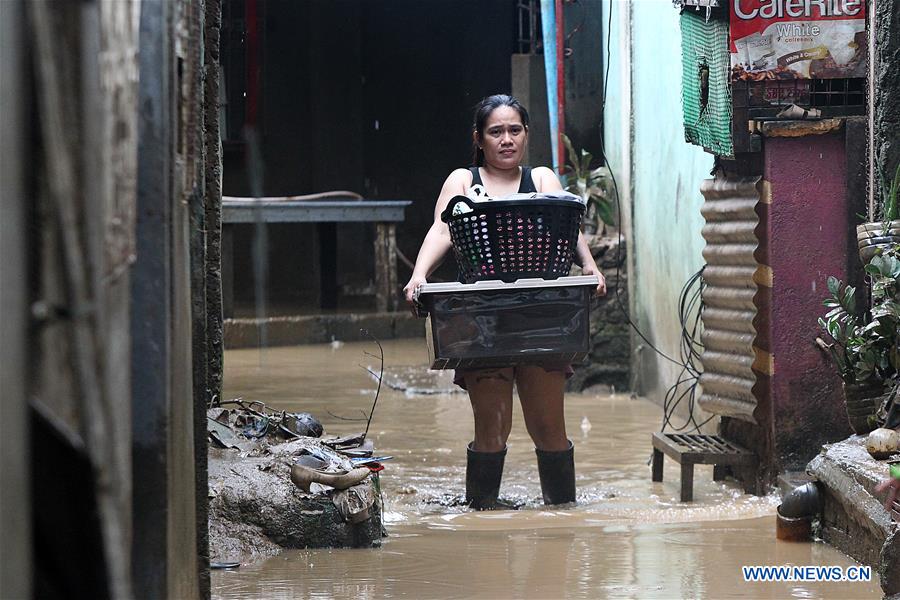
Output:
top-left (865, 244), bottom-right (900, 372)
top-left (560, 133), bottom-right (614, 236)
top-left (818, 244), bottom-right (900, 433)
top-left (818, 285), bottom-right (887, 433)
top-left (858, 163), bottom-right (900, 264)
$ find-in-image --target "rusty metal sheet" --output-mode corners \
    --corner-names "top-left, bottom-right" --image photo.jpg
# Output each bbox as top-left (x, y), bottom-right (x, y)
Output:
top-left (702, 351), bottom-right (755, 379)
top-left (702, 329), bottom-right (756, 354)
top-left (698, 393), bottom-right (758, 422)
top-left (702, 286), bottom-right (757, 310)
top-left (701, 222), bottom-right (758, 243)
top-left (701, 308), bottom-right (756, 333)
top-left (699, 176), bottom-right (762, 422)
top-left (702, 243), bottom-right (758, 266)
top-left (702, 265), bottom-right (757, 288)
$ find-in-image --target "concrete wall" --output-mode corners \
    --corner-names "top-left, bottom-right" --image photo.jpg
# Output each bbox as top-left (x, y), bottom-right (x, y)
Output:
top-left (602, 0), bottom-right (714, 404)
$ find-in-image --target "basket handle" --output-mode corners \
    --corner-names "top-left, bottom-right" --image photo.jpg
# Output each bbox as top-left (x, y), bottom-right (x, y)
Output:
top-left (440, 195), bottom-right (477, 223)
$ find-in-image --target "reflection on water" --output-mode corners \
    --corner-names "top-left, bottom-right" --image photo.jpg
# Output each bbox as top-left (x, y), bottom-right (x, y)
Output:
top-left (213, 339), bottom-right (880, 599)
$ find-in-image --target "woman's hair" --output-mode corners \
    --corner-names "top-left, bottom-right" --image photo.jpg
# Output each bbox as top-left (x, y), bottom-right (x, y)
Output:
top-left (472, 94), bottom-right (529, 166)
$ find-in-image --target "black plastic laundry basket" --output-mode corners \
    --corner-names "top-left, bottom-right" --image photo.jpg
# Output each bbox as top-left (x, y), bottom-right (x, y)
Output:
top-left (440, 196), bottom-right (585, 283)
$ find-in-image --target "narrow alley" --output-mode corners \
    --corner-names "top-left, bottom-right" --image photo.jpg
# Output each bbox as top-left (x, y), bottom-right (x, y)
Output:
top-left (211, 340), bottom-right (880, 599)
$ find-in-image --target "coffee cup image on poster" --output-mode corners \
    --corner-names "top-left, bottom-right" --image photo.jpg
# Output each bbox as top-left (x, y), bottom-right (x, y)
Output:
top-left (730, 0), bottom-right (866, 81)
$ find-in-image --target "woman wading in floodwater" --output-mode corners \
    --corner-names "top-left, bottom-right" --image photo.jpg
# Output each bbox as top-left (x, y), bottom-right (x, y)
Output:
top-left (403, 94), bottom-right (606, 509)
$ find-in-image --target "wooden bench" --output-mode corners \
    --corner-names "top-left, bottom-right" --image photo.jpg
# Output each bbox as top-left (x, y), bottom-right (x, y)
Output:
top-left (222, 198), bottom-right (412, 315)
top-left (651, 432), bottom-right (757, 502)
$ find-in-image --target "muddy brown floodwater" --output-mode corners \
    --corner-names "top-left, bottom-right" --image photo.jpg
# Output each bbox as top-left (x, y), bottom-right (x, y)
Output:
top-left (212, 339), bottom-right (881, 599)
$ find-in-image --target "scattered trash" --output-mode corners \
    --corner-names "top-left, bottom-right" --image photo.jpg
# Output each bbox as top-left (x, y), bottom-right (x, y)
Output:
top-left (212, 399), bottom-right (324, 441)
top-left (774, 103), bottom-right (821, 120)
top-left (866, 428), bottom-right (900, 460)
top-left (207, 397), bottom-right (387, 527)
top-left (331, 482), bottom-right (377, 524)
top-left (351, 455), bottom-right (394, 467)
top-left (289, 464), bottom-right (371, 493)
top-left (323, 432), bottom-right (367, 450)
top-left (207, 417), bottom-right (255, 452)
top-left (282, 412), bottom-right (324, 438)
top-left (580, 416), bottom-right (592, 436)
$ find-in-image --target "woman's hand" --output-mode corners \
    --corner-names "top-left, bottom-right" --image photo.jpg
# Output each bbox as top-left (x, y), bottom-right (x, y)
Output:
top-left (403, 274), bottom-right (428, 315)
top-left (572, 231), bottom-right (605, 297)
top-left (580, 260), bottom-right (607, 297)
top-left (875, 476), bottom-right (900, 516)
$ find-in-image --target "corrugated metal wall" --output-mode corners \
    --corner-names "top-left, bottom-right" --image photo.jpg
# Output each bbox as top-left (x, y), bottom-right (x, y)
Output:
top-left (698, 177), bottom-right (764, 422)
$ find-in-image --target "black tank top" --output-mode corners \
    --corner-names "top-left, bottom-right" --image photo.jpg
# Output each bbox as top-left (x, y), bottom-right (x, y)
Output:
top-left (468, 166), bottom-right (537, 194)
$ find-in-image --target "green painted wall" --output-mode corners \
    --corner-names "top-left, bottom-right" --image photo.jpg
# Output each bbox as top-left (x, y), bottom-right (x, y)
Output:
top-left (601, 0), bottom-right (713, 403)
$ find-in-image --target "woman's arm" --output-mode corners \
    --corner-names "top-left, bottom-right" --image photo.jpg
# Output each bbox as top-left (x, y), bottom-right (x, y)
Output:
top-left (533, 167), bottom-right (607, 296)
top-left (402, 169), bottom-right (470, 305)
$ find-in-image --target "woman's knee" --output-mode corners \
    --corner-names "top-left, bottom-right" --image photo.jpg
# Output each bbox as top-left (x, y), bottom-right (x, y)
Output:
top-left (467, 368), bottom-right (514, 452)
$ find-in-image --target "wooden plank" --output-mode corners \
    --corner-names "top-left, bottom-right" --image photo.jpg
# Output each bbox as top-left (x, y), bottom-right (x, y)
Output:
top-left (374, 223), bottom-right (398, 313)
top-left (713, 465), bottom-right (728, 481)
top-left (651, 448), bottom-right (664, 482)
top-left (222, 200), bottom-right (411, 223)
top-left (680, 463), bottom-right (694, 502)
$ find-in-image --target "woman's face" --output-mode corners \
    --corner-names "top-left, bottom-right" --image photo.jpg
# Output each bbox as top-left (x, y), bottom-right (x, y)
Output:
top-left (478, 105), bottom-right (527, 169)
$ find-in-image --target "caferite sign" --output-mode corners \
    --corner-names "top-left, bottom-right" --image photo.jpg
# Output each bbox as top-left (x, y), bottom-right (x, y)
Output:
top-left (730, 0), bottom-right (866, 80)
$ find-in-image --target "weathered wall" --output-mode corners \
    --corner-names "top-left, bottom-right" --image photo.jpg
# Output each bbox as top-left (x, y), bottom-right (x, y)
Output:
top-left (603, 0), bottom-right (714, 405)
top-left (874, 0), bottom-right (900, 196)
top-left (762, 129), bottom-right (855, 471)
top-left (133, 1), bottom-right (201, 597)
top-left (27, 0), bottom-right (141, 596)
top-left (0, 1), bottom-right (30, 597)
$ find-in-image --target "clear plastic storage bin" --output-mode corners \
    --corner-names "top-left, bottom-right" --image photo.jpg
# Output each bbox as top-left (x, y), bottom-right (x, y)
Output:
top-left (415, 275), bottom-right (598, 370)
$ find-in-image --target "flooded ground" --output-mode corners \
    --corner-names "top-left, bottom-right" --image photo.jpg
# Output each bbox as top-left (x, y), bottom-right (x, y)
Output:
top-left (212, 339), bottom-right (881, 599)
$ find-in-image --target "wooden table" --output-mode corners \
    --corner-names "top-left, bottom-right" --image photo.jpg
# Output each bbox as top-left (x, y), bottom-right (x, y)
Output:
top-left (222, 198), bottom-right (412, 315)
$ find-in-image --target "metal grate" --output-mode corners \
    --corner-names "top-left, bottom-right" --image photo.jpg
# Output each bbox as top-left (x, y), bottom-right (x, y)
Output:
top-left (734, 77), bottom-right (866, 118)
top-left (663, 433), bottom-right (746, 454)
top-left (516, 0), bottom-right (542, 55)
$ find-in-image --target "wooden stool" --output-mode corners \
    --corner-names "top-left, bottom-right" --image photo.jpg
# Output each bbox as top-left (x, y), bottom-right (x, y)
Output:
top-left (651, 432), bottom-right (757, 502)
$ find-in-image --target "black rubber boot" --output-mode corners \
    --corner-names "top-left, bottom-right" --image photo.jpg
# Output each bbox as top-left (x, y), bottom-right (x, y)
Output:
top-left (465, 442), bottom-right (509, 510)
top-left (535, 440), bottom-right (576, 505)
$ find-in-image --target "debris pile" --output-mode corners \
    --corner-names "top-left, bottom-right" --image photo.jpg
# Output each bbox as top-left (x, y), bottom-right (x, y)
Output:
top-left (207, 400), bottom-right (388, 565)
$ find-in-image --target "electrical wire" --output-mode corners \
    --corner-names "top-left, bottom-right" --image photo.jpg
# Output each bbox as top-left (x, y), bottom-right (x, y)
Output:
top-left (597, 2), bottom-right (711, 434)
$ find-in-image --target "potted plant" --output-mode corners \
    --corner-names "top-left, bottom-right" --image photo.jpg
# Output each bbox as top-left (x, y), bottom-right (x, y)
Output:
top-left (858, 163), bottom-right (900, 264)
top-left (560, 133), bottom-right (614, 236)
top-left (818, 244), bottom-right (900, 433)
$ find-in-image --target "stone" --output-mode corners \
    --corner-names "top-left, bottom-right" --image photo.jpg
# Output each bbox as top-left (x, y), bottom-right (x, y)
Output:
top-left (806, 436), bottom-right (899, 593)
top-left (568, 235), bottom-right (631, 392)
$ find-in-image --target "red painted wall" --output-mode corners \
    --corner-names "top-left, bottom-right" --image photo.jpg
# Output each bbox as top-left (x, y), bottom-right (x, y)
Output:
top-left (762, 131), bottom-right (854, 470)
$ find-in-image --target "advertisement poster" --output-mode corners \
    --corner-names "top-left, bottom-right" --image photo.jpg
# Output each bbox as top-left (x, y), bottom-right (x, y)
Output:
top-left (730, 0), bottom-right (867, 81)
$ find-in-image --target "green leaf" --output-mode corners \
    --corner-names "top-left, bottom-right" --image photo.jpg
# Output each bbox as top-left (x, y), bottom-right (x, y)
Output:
top-left (562, 134), bottom-right (579, 176)
top-left (595, 200), bottom-right (615, 226)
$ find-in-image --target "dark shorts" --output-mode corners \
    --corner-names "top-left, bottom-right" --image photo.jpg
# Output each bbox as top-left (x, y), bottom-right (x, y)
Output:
top-left (453, 364), bottom-right (575, 391)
